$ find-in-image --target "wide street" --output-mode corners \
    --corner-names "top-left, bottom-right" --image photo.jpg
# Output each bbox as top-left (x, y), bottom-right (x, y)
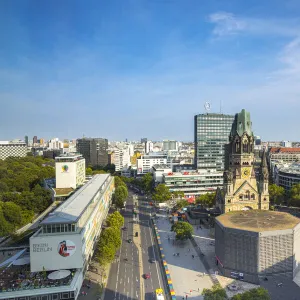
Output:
top-left (104, 190), bottom-right (167, 300)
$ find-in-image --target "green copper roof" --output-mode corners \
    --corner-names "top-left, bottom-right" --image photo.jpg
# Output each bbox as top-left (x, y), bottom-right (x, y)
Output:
top-left (231, 109), bottom-right (253, 137)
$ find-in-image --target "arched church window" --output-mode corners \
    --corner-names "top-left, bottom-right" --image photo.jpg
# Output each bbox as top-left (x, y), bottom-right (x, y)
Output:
top-left (251, 194), bottom-right (255, 200)
top-left (264, 198), bottom-right (267, 201)
top-left (246, 191), bottom-right (250, 199)
top-left (239, 194), bottom-right (243, 200)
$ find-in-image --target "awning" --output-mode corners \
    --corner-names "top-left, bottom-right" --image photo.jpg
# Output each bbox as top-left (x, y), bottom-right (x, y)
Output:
top-left (48, 270), bottom-right (71, 280)
top-left (13, 256), bottom-right (30, 266)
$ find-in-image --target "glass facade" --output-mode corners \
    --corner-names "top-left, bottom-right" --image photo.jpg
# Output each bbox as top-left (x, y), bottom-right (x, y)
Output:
top-left (194, 113), bottom-right (234, 171)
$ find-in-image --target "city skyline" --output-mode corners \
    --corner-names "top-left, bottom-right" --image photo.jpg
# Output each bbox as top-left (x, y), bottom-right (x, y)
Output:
top-left (1, 1), bottom-right (300, 140)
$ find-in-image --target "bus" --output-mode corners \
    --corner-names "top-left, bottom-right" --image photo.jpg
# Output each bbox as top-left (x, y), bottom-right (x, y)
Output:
top-left (155, 288), bottom-right (164, 300)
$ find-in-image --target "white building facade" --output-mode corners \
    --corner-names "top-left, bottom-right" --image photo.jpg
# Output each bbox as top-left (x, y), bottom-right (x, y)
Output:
top-left (0, 141), bottom-right (28, 160)
top-left (163, 169), bottom-right (223, 197)
top-left (55, 154), bottom-right (86, 189)
top-left (49, 138), bottom-right (64, 150)
top-left (137, 153), bottom-right (167, 174)
top-left (26, 174), bottom-right (114, 300)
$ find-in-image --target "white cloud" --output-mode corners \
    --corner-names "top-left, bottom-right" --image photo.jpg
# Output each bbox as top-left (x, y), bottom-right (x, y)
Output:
top-left (208, 11), bottom-right (300, 37)
top-left (209, 12), bottom-right (246, 36)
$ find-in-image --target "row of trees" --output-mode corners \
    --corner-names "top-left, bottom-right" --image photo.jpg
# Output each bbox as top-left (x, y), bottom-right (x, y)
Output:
top-left (122, 173), bottom-right (153, 193)
top-left (202, 284), bottom-right (270, 300)
top-left (0, 156), bottom-right (55, 236)
top-left (96, 211), bottom-right (124, 265)
top-left (113, 177), bottom-right (129, 209)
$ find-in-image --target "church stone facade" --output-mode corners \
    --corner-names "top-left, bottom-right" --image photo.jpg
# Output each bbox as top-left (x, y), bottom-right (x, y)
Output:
top-left (216, 109), bottom-right (269, 213)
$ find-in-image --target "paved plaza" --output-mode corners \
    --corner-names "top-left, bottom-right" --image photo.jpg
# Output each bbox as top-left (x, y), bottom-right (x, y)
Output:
top-left (155, 213), bottom-right (213, 299)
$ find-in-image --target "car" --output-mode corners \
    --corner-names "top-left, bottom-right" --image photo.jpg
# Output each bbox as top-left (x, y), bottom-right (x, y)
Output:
top-left (143, 273), bottom-right (150, 279)
top-left (128, 239), bottom-right (132, 243)
top-left (122, 227), bottom-right (127, 230)
top-left (150, 258), bottom-right (155, 263)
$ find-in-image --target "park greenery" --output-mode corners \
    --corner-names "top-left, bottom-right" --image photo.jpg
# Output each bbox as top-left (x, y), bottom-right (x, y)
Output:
top-left (97, 211), bottom-right (124, 265)
top-left (289, 183), bottom-right (300, 207)
top-left (173, 199), bottom-right (189, 210)
top-left (195, 192), bottom-right (216, 208)
top-left (121, 172), bottom-right (154, 193)
top-left (86, 163), bottom-right (116, 176)
top-left (0, 156), bottom-right (55, 236)
top-left (152, 184), bottom-right (172, 202)
top-left (231, 287), bottom-right (270, 300)
top-left (171, 221), bottom-right (194, 240)
top-left (202, 284), bottom-right (270, 300)
top-left (268, 184), bottom-right (285, 205)
top-left (202, 284), bottom-right (227, 300)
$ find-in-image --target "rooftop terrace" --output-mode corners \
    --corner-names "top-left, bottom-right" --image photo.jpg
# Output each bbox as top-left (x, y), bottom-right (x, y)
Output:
top-left (216, 210), bottom-right (300, 232)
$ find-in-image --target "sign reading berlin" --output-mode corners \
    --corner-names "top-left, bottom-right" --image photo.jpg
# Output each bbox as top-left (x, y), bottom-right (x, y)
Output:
top-left (58, 240), bottom-right (76, 257)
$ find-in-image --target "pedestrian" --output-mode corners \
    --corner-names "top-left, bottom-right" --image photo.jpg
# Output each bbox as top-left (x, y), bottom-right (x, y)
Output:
top-left (186, 295), bottom-right (188, 299)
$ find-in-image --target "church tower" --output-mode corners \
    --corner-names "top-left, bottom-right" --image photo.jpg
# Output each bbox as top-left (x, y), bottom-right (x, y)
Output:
top-left (216, 109), bottom-right (269, 213)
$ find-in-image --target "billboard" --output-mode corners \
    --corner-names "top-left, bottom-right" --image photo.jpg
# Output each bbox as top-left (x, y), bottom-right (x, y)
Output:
top-left (30, 233), bottom-right (83, 272)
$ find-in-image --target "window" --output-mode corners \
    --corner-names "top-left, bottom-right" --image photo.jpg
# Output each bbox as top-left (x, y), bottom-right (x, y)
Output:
top-left (52, 294), bottom-right (58, 300)
top-left (62, 293), bottom-right (69, 299)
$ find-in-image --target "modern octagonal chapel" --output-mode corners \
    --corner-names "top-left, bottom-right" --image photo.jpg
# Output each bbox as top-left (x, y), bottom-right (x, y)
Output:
top-left (215, 109), bottom-right (300, 284)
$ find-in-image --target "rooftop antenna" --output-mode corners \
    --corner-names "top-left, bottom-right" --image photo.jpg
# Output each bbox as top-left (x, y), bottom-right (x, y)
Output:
top-left (220, 100), bottom-right (223, 114)
top-left (204, 102), bottom-right (211, 113)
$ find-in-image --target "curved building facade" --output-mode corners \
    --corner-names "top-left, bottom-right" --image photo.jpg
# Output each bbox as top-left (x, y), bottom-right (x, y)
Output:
top-left (215, 210), bottom-right (300, 284)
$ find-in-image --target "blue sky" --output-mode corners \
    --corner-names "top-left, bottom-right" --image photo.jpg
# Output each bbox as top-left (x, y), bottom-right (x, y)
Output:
top-left (1, 0), bottom-right (300, 141)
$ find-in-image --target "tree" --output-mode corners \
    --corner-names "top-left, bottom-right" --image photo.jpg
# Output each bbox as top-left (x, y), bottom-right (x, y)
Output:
top-left (171, 221), bottom-right (194, 240)
top-left (289, 183), bottom-right (300, 207)
top-left (115, 197), bottom-right (125, 209)
top-left (106, 211), bottom-right (124, 228)
top-left (141, 173), bottom-right (153, 193)
top-left (97, 242), bottom-right (115, 265)
top-left (172, 191), bottom-right (185, 199)
top-left (114, 176), bottom-right (127, 188)
top-left (231, 287), bottom-right (270, 300)
top-left (152, 184), bottom-right (171, 203)
top-left (202, 284), bottom-right (226, 300)
top-left (2, 202), bottom-right (23, 229)
top-left (174, 200), bottom-right (189, 210)
top-left (269, 184), bottom-right (285, 205)
top-left (99, 227), bottom-right (121, 250)
top-left (196, 192), bottom-right (216, 208)
top-left (114, 186), bottom-right (128, 207)
top-left (86, 167), bottom-right (93, 176)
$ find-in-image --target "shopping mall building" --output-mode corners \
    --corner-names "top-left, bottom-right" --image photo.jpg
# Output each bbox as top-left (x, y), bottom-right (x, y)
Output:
top-left (0, 174), bottom-right (114, 300)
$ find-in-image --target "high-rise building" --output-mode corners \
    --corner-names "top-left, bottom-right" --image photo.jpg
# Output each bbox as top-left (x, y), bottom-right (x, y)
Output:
top-left (0, 141), bottom-right (28, 160)
top-left (24, 136), bottom-right (29, 146)
top-left (163, 140), bottom-right (178, 151)
top-left (76, 138), bottom-right (108, 167)
top-left (33, 136), bottom-right (38, 144)
top-left (145, 141), bottom-right (153, 154)
top-left (141, 138), bottom-right (147, 143)
top-left (194, 113), bottom-right (234, 171)
top-left (216, 109), bottom-right (269, 213)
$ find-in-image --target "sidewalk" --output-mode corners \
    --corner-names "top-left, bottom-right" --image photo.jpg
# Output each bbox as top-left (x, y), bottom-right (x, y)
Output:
top-left (155, 214), bottom-right (213, 299)
top-left (191, 224), bottom-right (259, 298)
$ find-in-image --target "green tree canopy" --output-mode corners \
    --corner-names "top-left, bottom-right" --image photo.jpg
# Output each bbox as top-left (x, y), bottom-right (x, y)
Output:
top-left (106, 211), bottom-right (124, 228)
top-left (289, 183), bottom-right (300, 207)
top-left (114, 185), bottom-right (128, 208)
top-left (202, 284), bottom-right (227, 300)
top-left (268, 184), bottom-right (285, 205)
top-left (195, 192), bottom-right (216, 208)
top-left (231, 287), bottom-right (270, 300)
top-left (171, 191), bottom-right (185, 199)
top-left (1, 202), bottom-right (23, 229)
top-left (152, 184), bottom-right (171, 203)
top-left (174, 200), bottom-right (189, 210)
top-left (97, 242), bottom-right (115, 265)
top-left (99, 227), bottom-right (121, 250)
top-left (114, 176), bottom-right (127, 188)
top-left (171, 221), bottom-right (194, 240)
top-left (86, 167), bottom-right (93, 176)
top-left (141, 173), bottom-right (153, 193)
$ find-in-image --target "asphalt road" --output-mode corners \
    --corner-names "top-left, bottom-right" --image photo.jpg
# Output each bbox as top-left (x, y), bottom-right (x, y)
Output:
top-left (138, 196), bottom-right (167, 300)
top-left (104, 192), bottom-right (140, 300)
top-left (104, 190), bottom-right (167, 300)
